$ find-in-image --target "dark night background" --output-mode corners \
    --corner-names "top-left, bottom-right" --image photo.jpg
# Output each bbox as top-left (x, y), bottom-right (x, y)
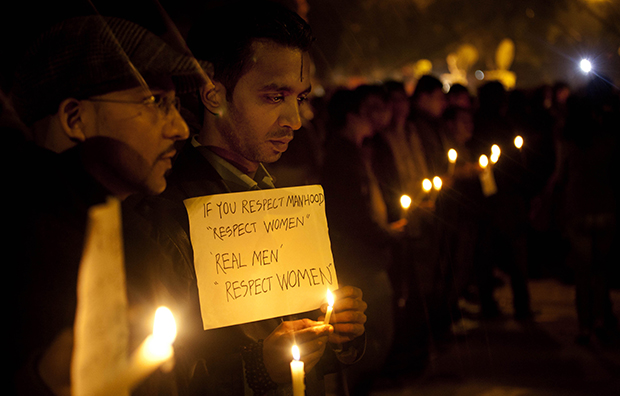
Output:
top-left (2, 0), bottom-right (619, 94)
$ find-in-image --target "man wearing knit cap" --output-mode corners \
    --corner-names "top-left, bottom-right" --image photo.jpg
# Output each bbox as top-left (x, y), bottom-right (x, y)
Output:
top-left (8, 15), bottom-right (207, 395)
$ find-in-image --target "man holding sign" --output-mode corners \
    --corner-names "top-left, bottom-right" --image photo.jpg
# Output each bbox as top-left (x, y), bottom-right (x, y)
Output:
top-left (139, 2), bottom-right (367, 395)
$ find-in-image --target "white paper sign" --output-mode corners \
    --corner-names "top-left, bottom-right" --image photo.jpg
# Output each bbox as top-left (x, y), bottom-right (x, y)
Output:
top-left (184, 185), bottom-right (337, 330)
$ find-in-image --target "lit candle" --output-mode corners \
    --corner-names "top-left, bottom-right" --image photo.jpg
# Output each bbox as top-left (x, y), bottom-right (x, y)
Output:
top-left (290, 345), bottom-right (305, 396)
top-left (123, 307), bottom-right (177, 390)
top-left (324, 289), bottom-right (335, 325)
top-left (490, 144), bottom-right (501, 164)
top-left (479, 154), bottom-right (489, 169)
top-left (432, 176), bottom-right (443, 191)
top-left (422, 178), bottom-right (433, 193)
top-left (478, 154), bottom-right (497, 196)
top-left (447, 148), bottom-right (457, 175)
top-left (514, 135), bottom-right (523, 150)
top-left (400, 194), bottom-right (412, 210)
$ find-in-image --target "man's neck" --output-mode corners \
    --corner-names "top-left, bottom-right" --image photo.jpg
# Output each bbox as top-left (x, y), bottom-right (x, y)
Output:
top-left (195, 125), bottom-right (259, 177)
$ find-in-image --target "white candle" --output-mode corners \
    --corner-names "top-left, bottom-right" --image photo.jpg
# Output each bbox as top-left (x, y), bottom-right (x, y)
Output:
top-left (324, 289), bottom-right (335, 325)
top-left (447, 149), bottom-right (457, 175)
top-left (123, 307), bottom-right (177, 390)
top-left (291, 345), bottom-right (305, 396)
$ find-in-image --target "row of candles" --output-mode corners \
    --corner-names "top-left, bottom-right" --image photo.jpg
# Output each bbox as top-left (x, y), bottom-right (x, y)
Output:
top-left (399, 135), bottom-right (525, 210)
top-left (119, 292), bottom-right (335, 396)
top-left (77, 198), bottom-right (341, 396)
top-left (80, 131), bottom-right (520, 394)
top-left (119, 290), bottom-right (335, 396)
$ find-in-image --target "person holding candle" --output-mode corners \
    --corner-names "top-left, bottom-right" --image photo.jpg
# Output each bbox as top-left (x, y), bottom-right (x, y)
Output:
top-left (7, 15), bottom-right (207, 396)
top-left (131, 2), bottom-right (368, 395)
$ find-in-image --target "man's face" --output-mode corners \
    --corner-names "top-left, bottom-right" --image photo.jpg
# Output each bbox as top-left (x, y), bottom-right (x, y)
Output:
top-left (420, 88), bottom-right (447, 118)
top-left (85, 86), bottom-right (189, 195)
top-left (217, 41), bottom-right (312, 164)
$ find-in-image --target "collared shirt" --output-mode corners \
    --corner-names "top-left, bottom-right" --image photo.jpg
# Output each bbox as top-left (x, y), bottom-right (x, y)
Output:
top-left (191, 137), bottom-right (275, 191)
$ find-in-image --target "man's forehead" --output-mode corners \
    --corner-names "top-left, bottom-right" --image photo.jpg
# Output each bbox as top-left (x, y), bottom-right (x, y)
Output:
top-left (246, 41), bottom-right (311, 88)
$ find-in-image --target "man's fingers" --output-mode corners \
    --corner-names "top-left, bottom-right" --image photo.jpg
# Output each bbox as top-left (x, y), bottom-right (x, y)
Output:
top-left (331, 310), bottom-right (367, 325)
top-left (333, 297), bottom-right (367, 314)
top-left (333, 285), bottom-right (363, 300)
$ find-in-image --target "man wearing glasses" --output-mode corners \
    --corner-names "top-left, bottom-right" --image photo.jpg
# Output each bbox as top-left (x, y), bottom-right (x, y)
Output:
top-left (8, 15), bottom-right (207, 395)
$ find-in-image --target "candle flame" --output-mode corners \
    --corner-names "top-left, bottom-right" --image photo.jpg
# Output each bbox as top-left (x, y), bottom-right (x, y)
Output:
top-left (448, 148), bottom-right (457, 163)
top-left (326, 289), bottom-right (335, 307)
top-left (144, 307), bottom-right (176, 361)
top-left (479, 155), bottom-right (489, 168)
top-left (490, 152), bottom-right (500, 164)
top-left (514, 135), bottom-right (523, 149)
top-left (292, 345), bottom-right (300, 361)
top-left (491, 144), bottom-right (500, 156)
top-left (153, 307), bottom-right (177, 345)
top-left (432, 176), bottom-right (442, 191)
top-left (400, 194), bottom-right (412, 209)
top-left (422, 178), bottom-right (432, 192)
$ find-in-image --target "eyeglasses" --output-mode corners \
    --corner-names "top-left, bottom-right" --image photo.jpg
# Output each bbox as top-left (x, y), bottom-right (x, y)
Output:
top-left (86, 94), bottom-right (181, 116)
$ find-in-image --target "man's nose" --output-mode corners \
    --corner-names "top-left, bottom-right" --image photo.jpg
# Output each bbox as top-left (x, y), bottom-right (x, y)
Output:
top-left (167, 106), bottom-right (190, 141)
top-left (278, 99), bottom-right (303, 131)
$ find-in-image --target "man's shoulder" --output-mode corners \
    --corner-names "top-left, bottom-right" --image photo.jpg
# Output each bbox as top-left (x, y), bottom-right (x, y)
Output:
top-left (164, 142), bottom-right (229, 200)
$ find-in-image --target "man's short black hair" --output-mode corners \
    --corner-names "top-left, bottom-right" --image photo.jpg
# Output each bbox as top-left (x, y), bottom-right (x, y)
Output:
top-left (411, 74), bottom-right (443, 102)
top-left (187, 1), bottom-right (314, 101)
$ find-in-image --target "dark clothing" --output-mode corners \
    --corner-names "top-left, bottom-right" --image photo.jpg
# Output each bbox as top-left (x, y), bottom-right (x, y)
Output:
top-left (11, 142), bottom-right (111, 395)
top-left (132, 141), bottom-right (358, 396)
top-left (321, 135), bottom-right (394, 393)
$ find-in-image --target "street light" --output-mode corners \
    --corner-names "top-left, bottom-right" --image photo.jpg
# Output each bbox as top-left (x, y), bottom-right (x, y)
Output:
top-left (580, 59), bottom-right (592, 74)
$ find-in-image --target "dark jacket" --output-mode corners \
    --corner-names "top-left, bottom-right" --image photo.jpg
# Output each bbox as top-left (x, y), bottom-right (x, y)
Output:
top-left (130, 142), bottom-right (357, 396)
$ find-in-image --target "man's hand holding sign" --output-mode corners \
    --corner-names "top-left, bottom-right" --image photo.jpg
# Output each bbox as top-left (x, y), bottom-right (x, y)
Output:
top-left (184, 185), bottom-right (367, 384)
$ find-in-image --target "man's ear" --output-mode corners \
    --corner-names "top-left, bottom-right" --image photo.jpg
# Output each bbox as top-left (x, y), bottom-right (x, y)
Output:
top-left (199, 81), bottom-right (226, 117)
top-left (57, 98), bottom-right (88, 143)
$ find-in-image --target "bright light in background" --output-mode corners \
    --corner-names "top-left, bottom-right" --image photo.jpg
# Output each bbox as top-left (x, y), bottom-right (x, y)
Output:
top-left (479, 155), bottom-right (489, 168)
top-left (422, 178), bottom-right (433, 192)
top-left (400, 194), bottom-right (412, 209)
top-left (514, 135), bottom-right (524, 149)
top-left (475, 70), bottom-right (485, 80)
top-left (580, 59), bottom-right (592, 73)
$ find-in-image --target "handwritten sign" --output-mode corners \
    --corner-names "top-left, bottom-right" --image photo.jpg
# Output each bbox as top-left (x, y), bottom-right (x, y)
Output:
top-left (184, 185), bottom-right (337, 330)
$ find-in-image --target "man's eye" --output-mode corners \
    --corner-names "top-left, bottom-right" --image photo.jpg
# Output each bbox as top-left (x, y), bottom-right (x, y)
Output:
top-left (143, 95), bottom-right (158, 105)
top-left (266, 95), bottom-right (284, 103)
top-left (298, 96), bottom-right (309, 104)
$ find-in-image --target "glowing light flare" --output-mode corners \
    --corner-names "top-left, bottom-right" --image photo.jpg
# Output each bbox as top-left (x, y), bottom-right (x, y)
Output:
top-left (448, 148), bottom-right (458, 163)
top-left (146, 307), bottom-right (177, 360)
top-left (491, 144), bottom-right (500, 156)
top-left (580, 59), bottom-right (592, 73)
top-left (479, 155), bottom-right (489, 168)
top-left (324, 289), bottom-right (334, 324)
top-left (514, 135), bottom-right (524, 149)
top-left (400, 194), bottom-right (412, 210)
top-left (422, 178), bottom-right (433, 192)
top-left (432, 176), bottom-right (442, 191)
top-left (292, 345), bottom-right (301, 361)
top-left (490, 144), bottom-right (501, 164)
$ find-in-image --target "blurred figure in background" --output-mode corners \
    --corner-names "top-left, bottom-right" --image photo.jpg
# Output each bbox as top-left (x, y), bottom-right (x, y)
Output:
top-left (546, 76), bottom-right (619, 345)
top-left (322, 85), bottom-right (401, 395)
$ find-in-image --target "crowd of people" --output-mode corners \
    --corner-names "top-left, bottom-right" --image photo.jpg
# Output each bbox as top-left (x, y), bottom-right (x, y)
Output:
top-left (4, 1), bottom-right (619, 395)
top-left (267, 72), bottom-right (620, 390)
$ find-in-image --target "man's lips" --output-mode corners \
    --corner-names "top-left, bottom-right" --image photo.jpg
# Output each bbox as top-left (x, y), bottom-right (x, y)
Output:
top-left (160, 147), bottom-right (177, 160)
top-left (270, 133), bottom-right (293, 150)
top-left (270, 139), bottom-right (291, 152)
